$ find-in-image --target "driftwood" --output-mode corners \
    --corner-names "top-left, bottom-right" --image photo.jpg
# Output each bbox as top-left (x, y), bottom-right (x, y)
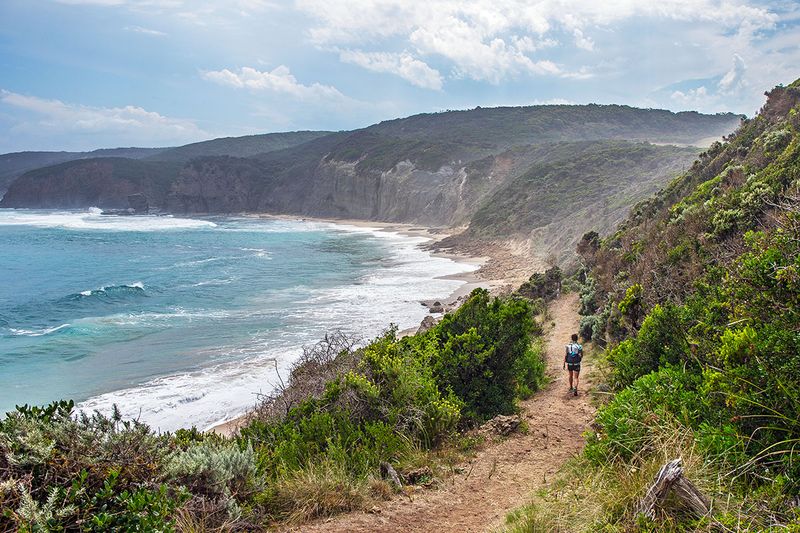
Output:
top-left (636, 458), bottom-right (711, 519)
top-left (380, 462), bottom-right (403, 489)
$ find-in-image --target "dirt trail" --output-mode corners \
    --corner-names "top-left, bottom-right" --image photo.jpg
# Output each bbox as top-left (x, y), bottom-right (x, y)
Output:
top-left (297, 293), bottom-right (595, 533)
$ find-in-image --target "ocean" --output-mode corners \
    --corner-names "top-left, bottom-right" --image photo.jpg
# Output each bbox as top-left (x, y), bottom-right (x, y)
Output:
top-left (0, 208), bottom-right (475, 431)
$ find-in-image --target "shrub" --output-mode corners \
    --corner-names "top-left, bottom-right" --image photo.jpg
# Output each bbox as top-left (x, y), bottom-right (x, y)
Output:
top-left (0, 402), bottom-right (180, 532)
top-left (165, 439), bottom-right (259, 501)
top-left (513, 338), bottom-right (547, 399)
top-left (607, 303), bottom-right (691, 388)
top-left (586, 366), bottom-right (704, 464)
top-left (517, 267), bottom-right (562, 301)
top-left (579, 314), bottom-right (598, 341)
top-left (426, 289), bottom-right (536, 422)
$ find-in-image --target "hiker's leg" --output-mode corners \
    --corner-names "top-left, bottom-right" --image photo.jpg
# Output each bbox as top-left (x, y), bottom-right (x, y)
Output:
top-left (568, 370), bottom-right (575, 389)
top-left (574, 370), bottom-right (580, 391)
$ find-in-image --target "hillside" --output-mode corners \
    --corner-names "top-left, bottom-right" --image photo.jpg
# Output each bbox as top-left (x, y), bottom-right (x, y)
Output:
top-left (439, 141), bottom-right (700, 266)
top-left (0, 132), bottom-right (330, 197)
top-left (0, 147), bottom-right (165, 195)
top-left (366, 104), bottom-right (738, 148)
top-left (505, 79), bottom-right (800, 531)
top-left (146, 130), bottom-right (332, 163)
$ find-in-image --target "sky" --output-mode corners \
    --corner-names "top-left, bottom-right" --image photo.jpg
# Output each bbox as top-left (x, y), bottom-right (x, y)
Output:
top-left (0, 0), bottom-right (798, 153)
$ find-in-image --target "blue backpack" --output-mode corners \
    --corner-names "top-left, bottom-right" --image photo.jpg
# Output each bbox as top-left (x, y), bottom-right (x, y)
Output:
top-left (566, 343), bottom-right (583, 364)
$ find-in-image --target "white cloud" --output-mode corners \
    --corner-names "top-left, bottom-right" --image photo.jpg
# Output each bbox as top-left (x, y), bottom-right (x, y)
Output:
top-left (295, 0), bottom-right (778, 84)
top-left (0, 89), bottom-right (208, 145)
top-left (124, 25), bottom-right (167, 35)
top-left (202, 66), bottom-right (347, 101)
top-left (669, 54), bottom-right (750, 111)
top-left (338, 50), bottom-right (443, 90)
top-left (572, 28), bottom-right (594, 51)
top-left (671, 86), bottom-right (710, 105)
top-left (718, 53), bottom-right (747, 94)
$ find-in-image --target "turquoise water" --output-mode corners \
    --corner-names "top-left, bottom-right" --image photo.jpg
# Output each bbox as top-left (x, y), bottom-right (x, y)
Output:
top-left (0, 209), bottom-right (474, 430)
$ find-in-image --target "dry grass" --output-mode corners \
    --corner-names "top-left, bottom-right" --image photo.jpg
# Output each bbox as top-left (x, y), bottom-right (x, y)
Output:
top-left (270, 462), bottom-right (372, 524)
top-left (499, 421), bottom-right (793, 532)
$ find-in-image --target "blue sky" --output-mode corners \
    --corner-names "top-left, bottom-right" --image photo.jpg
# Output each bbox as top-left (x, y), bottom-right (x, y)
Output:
top-left (0, 0), bottom-right (798, 152)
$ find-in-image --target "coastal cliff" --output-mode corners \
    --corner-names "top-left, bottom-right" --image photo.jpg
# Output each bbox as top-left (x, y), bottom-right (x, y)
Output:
top-left (0, 104), bottom-right (741, 264)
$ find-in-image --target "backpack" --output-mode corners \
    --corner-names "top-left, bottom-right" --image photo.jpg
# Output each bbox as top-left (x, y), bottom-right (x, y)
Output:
top-left (566, 343), bottom-right (582, 364)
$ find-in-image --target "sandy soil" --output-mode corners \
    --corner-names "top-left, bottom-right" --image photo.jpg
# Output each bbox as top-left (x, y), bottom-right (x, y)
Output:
top-left (292, 293), bottom-right (595, 533)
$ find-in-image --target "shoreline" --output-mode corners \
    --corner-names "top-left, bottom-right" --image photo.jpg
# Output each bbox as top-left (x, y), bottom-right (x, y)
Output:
top-left (209, 214), bottom-right (517, 437)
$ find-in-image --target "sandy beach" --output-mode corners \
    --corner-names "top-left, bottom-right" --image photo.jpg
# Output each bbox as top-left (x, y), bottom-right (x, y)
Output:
top-left (208, 215), bottom-right (532, 436)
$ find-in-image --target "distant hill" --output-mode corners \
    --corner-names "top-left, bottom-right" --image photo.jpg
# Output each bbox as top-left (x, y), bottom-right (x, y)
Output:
top-left (1, 158), bottom-right (182, 209)
top-left (0, 132), bottom-right (331, 196)
top-left (161, 105), bottom-right (738, 223)
top-left (0, 148), bottom-right (166, 195)
top-left (146, 130), bottom-right (332, 163)
top-left (364, 104), bottom-right (740, 148)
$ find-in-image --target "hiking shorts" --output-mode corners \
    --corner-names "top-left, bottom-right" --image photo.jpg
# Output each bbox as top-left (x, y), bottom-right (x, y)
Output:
top-left (567, 362), bottom-right (581, 372)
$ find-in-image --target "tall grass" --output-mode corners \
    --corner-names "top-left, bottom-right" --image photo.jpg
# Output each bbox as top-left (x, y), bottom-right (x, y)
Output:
top-left (501, 419), bottom-right (794, 532)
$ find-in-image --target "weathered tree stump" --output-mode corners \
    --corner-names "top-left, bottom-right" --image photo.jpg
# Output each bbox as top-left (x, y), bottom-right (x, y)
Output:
top-left (380, 461), bottom-right (403, 489)
top-left (636, 458), bottom-right (711, 519)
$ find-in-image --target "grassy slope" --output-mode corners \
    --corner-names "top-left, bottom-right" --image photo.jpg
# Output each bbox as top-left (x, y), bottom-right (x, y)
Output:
top-left (468, 141), bottom-right (699, 236)
top-left (440, 141), bottom-right (700, 265)
top-left (147, 130), bottom-right (332, 163)
top-left (504, 80), bottom-right (800, 531)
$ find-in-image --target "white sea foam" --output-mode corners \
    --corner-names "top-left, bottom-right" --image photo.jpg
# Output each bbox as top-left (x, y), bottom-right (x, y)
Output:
top-left (75, 308), bottom-right (232, 329)
top-left (77, 222), bottom-right (479, 432)
top-left (241, 247), bottom-right (271, 258)
top-left (0, 208), bottom-right (216, 231)
top-left (9, 324), bottom-right (70, 337)
top-left (78, 347), bottom-right (299, 432)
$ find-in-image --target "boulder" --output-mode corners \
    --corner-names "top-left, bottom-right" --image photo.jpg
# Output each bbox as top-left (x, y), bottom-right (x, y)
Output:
top-left (429, 302), bottom-right (444, 313)
top-left (417, 315), bottom-right (438, 334)
top-left (482, 414), bottom-right (522, 436)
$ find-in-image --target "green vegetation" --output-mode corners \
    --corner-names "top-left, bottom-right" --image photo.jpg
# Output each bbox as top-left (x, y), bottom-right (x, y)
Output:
top-left (324, 130), bottom-right (474, 172)
top-left (369, 104), bottom-right (740, 149)
top-left (148, 131), bottom-right (331, 163)
top-left (0, 148), bottom-right (165, 195)
top-left (504, 80), bottom-right (800, 531)
top-left (0, 289), bottom-right (545, 530)
top-left (446, 141), bottom-right (700, 266)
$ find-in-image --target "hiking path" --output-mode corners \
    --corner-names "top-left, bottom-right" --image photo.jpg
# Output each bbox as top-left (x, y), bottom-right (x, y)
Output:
top-left (295, 293), bottom-right (595, 533)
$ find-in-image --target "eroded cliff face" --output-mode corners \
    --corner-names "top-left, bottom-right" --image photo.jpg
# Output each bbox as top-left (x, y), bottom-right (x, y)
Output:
top-left (163, 153), bottom-right (527, 227)
top-left (166, 157), bottom-right (263, 213)
top-left (296, 159), bottom-right (464, 225)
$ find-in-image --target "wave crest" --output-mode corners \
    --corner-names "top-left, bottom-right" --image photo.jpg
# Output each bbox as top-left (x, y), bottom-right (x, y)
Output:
top-left (74, 282), bottom-right (146, 300)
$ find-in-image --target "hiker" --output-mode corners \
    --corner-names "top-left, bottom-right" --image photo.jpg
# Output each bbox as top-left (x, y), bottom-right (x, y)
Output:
top-left (563, 333), bottom-right (583, 396)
